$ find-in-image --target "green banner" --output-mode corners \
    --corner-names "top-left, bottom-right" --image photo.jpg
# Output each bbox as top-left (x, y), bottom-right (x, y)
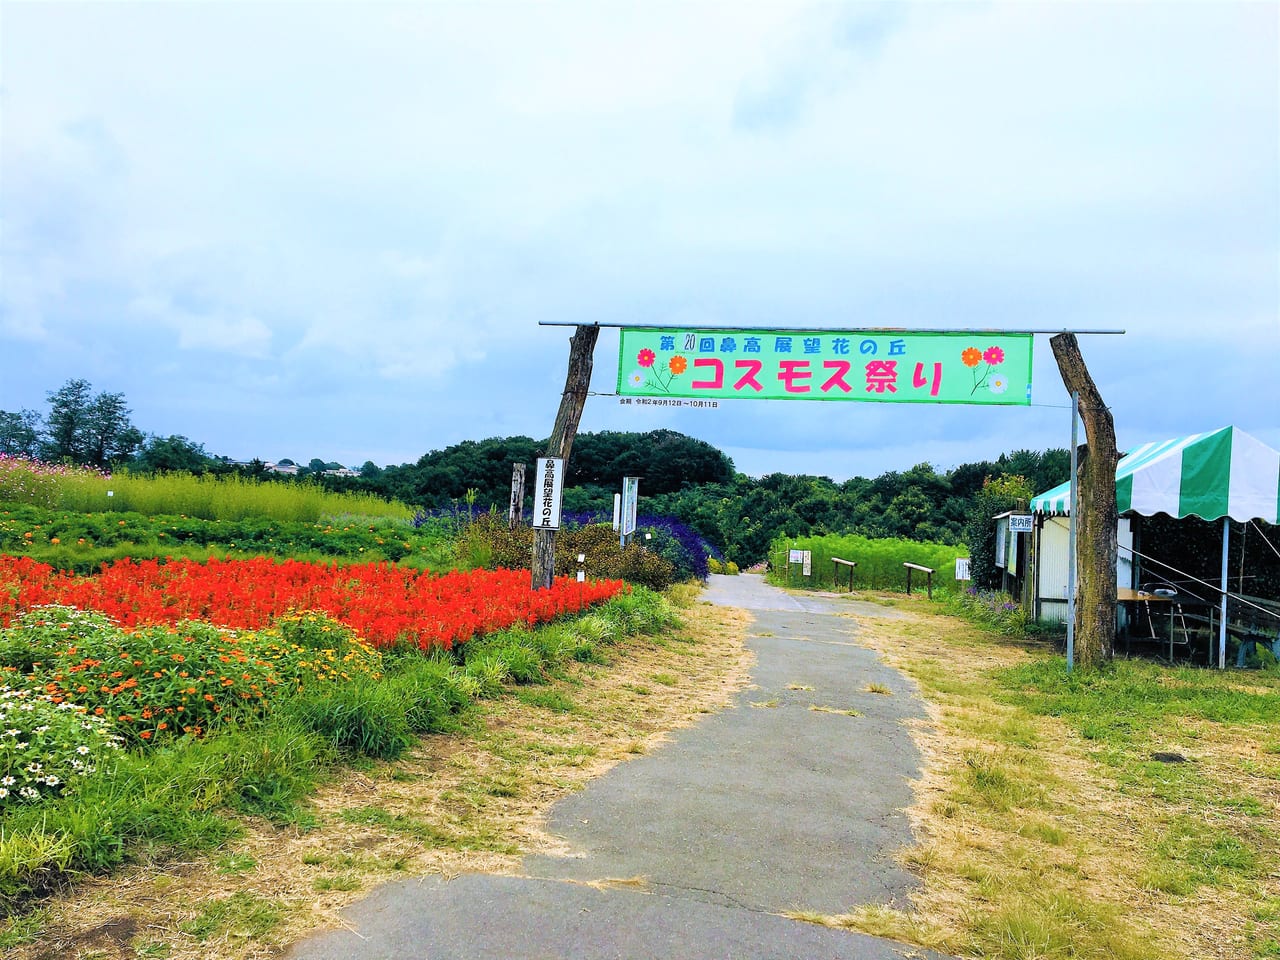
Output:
top-left (617, 328), bottom-right (1033, 405)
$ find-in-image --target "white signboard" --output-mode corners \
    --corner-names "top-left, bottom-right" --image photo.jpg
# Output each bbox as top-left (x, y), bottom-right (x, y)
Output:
top-left (1009, 514), bottom-right (1034, 533)
top-left (802, 551), bottom-right (812, 577)
top-left (621, 476), bottom-right (640, 536)
top-left (788, 549), bottom-right (805, 563)
top-left (535, 457), bottom-right (564, 529)
top-left (955, 557), bottom-right (972, 581)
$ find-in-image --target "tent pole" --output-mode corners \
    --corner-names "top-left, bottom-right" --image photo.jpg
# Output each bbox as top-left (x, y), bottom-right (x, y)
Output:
top-left (1219, 518), bottom-right (1229, 669)
top-left (1067, 391), bottom-right (1078, 673)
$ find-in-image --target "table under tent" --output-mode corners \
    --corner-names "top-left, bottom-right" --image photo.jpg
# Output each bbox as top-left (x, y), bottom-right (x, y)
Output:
top-left (1028, 426), bottom-right (1280, 667)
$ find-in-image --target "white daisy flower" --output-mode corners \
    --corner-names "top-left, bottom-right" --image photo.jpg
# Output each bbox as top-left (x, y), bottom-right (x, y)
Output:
top-left (988, 375), bottom-right (1009, 395)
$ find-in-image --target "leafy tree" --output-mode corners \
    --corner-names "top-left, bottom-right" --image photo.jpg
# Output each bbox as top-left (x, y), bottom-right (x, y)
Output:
top-left (0, 409), bottom-right (41, 457)
top-left (83, 392), bottom-right (144, 468)
top-left (964, 474), bottom-right (1034, 590)
top-left (568, 429), bottom-right (734, 494)
top-left (359, 460), bottom-right (383, 478)
top-left (133, 435), bottom-right (217, 474)
top-left (42, 378), bottom-right (95, 462)
top-left (39, 379), bottom-right (142, 468)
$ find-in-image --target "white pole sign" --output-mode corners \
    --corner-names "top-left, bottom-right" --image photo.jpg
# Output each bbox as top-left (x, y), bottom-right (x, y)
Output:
top-left (612, 493), bottom-right (622, 531)
top-left (535, 457), bottom-right (564, 529)
top-left (621, 476), bottom-right (640, 537)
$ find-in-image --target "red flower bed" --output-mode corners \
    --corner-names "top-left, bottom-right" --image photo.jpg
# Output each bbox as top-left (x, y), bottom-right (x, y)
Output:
top-left (0, 555), bottom-right (625, 650)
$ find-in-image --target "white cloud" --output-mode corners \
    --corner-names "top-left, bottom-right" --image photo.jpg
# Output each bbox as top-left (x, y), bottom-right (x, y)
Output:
top-left (0, 2), bottom-right (1274, 473)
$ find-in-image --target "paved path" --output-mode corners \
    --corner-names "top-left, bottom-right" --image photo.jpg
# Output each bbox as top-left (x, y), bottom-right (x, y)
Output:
top-left (287, 574), bottom-right (953, 960)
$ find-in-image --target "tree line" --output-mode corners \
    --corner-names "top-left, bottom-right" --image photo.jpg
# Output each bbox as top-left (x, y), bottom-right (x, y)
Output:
top-left (2, 379), bottom-right (1068, 569)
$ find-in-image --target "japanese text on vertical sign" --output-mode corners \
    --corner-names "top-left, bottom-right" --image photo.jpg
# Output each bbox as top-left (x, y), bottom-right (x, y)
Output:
top-left (617, 329), bottom-right (1033, 406)
top-left (535, 457), bottom-right (563, 530)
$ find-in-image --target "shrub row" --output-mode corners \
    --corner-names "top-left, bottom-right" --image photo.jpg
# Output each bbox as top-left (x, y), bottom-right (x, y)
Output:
top-left (456, 513), bottom-right (678, 590)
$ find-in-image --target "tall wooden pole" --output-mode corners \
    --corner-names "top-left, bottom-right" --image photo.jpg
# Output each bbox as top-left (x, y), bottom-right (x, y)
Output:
top-left (532, 325), bottom-right (599, 590)
top-left (1050, 333), bottom-right (1119, 666)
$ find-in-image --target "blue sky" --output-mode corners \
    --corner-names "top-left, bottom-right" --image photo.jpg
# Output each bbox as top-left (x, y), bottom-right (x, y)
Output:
top-left (2, 2), bottom-right (1276, 484)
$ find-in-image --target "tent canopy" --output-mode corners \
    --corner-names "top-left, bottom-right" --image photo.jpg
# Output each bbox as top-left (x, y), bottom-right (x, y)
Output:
top-left (1030, 426), bottom-right (1280, 524)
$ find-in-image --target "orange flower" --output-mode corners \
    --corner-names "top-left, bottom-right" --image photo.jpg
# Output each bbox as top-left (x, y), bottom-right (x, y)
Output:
top-left (50, 537), bottom-right (60, 544)
top-left (140, 730), bottom-right (152, 740)
top-left (669, 355), bottom-right (688, 375)
top-left (961, 347), bottom-right (982, 367)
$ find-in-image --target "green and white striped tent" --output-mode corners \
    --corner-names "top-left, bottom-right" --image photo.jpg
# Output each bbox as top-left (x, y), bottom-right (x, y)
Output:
top-left (1030, 426), bottom-right (1280, 524)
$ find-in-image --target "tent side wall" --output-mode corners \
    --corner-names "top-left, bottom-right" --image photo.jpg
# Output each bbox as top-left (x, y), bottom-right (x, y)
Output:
top-left (1034, 516), bottom-right (1133, 625)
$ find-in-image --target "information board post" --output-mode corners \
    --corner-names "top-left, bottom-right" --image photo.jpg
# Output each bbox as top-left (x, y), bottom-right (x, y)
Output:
top-left (508, 463), bottom-right (526, 529)
top-left (532, 325), bottom-right (598, 591)
top-left (620, 476), bottom-right (639, 547)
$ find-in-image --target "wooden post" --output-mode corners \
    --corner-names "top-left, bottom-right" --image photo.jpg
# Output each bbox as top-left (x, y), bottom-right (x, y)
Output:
top-left (1050, 333), bottom-right (1119, 665)
top-left (508, 463), bottom-right (526, 529)
top-left (532, 325), bottom-right (599, 590)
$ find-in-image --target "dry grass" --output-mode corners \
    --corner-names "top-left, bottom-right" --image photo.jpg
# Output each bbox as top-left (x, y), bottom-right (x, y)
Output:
top-left (811, 595), bottom-right (1279, 960)
top-left (8, 600), bottom-right (753, 960)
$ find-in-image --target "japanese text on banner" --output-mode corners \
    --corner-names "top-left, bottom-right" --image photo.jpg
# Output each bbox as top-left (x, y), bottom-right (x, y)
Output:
top-left (616, 329), bottom-right (1033, 406)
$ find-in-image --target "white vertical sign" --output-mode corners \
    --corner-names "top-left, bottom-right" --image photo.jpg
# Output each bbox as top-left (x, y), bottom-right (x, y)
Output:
top-left (612, 493), bottom-right (622, 531)
top-left (621, 476), bottom-right (640, 537)
top-left (535, 457), bottom-right (564, 529)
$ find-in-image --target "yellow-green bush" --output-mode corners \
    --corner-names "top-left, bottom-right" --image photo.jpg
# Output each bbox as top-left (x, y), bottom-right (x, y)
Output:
top-left (54, 471), bottom-right (413, 523)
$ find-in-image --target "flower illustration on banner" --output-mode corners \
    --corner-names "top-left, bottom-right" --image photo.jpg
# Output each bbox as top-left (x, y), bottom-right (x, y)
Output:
top-left (636, 350), bottom-right (689, 393)
top-left (962, 344), bottom-right (1006, 395)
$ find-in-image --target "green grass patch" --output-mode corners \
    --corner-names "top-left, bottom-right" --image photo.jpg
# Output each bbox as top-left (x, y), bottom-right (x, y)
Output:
top-left (767, 533), bottom-right (965, 592)
top-left (515, 689), bottom-right (578, 713)
top-left (178, 890), bottom-right (284, 941)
